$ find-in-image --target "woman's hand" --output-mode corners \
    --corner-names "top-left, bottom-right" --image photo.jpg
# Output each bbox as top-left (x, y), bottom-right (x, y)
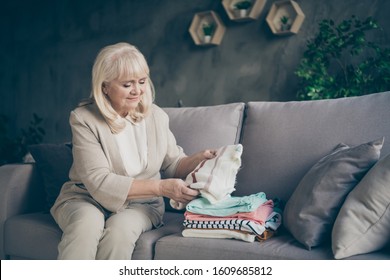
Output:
top-left (174, 149), bottom-right (217, 179)
top-left (128, 149), bottom-right (217, 201)
top-left (159, 179), bottom-right (199, 204)
top-left (202, 149), bottom-right (217, 160)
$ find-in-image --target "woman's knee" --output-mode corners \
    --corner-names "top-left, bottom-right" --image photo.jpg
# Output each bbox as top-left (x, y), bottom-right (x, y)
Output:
top-left (56, 202), bottom-right (106, 259)
top-left (103, 208), bottom-right (152, 245)
top-left (59, 201), bottom-right (105, 238)
top-left (104, 224), bottom-right (141, 247)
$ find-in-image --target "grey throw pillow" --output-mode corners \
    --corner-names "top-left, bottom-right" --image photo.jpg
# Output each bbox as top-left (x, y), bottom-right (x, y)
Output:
top-left (29, 143), bottom-right (73, 212)
top-left (332, 152), bottom-right (390, 259)
top-left (283, 138), bottom-right (384, 250)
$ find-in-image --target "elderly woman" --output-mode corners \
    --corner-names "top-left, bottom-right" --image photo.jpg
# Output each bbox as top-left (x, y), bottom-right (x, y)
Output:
top-left (51, 42), bottom-right (216, 259)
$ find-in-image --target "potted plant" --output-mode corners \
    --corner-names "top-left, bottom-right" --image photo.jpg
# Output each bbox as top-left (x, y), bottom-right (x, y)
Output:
top-left (0, 113), bottom-right (45, 165)
top-left (202, 22), bottom-right (215, 43)
top-left (234, 0), bottom-right (252, 18)
top-left (295, 15), bottom-right (390, 100)
top-left (280, 15), bottom-right (291, 31)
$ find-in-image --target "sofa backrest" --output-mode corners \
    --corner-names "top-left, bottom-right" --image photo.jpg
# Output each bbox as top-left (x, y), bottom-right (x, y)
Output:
top-left (236, 91), bottom-right (390, 202)
top-left (163, 103), bottom-right (246, 155)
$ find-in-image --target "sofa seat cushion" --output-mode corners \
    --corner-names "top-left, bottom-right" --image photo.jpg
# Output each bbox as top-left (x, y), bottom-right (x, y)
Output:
top-left (132, 211), bottom-right (185, 259)
top-left (4, 211), bottom-right (184, 260)
top-left (154, 230), bottom-right (335, 260)
top-left (4, 212), bottom-right (61, 260)
top-left (154, 231), bottom-right (390, 260)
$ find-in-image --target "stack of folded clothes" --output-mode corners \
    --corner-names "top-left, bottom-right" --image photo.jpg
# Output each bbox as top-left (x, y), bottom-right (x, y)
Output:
top-left (171, 143), bottom-right (282, 242)
top-left (182, 192), bottom-right (282, 242)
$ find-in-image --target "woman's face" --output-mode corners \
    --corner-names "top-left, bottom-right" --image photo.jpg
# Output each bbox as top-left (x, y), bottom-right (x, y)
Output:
top-left (104, 76), bottom-right (147, 117)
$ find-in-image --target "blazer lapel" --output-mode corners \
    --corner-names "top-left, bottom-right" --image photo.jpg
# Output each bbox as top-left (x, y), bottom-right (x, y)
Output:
top-left (88, 103), bottom-right (129, 177)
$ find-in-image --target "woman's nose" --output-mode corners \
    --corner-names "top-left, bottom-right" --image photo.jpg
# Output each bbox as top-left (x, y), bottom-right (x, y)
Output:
top-left (131, 83), bottom-right (141, 94)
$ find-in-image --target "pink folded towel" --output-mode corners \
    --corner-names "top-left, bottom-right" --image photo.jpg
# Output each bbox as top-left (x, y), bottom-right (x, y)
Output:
top-left (184, 199), bottom-right (274, 225)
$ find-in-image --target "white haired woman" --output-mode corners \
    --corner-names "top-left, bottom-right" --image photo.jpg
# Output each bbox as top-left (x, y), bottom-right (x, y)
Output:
top-left (51, 42), bottom-right (216, 259)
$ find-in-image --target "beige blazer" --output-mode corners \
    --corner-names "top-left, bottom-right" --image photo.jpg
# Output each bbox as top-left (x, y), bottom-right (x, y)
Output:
top-left (50, 102), bottom-right (185, 227)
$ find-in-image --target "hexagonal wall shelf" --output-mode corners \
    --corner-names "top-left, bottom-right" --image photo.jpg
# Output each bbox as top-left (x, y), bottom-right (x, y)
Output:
top-left (189, 11), bottom-right (226, 46)
top-left (266, 0), bottom-right (305, 35)
top-left (222, 0), bottom-right (267, 22)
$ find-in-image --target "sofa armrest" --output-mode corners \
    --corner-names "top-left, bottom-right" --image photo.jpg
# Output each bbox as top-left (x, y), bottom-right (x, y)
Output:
top-left (0, 163), bottom-right (45, 259)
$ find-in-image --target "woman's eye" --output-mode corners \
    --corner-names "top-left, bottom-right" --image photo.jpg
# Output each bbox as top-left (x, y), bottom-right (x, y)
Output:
top-left (123, 84), bottom-right (131, 88)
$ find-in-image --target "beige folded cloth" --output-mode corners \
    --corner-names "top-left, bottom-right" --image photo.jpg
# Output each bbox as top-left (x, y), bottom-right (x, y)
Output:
top-left (170, 144), bottom-right (243, 209)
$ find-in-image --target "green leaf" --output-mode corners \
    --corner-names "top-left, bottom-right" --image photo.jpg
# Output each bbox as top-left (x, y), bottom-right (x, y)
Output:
top-left (295, 15), bottom-right (390, 100)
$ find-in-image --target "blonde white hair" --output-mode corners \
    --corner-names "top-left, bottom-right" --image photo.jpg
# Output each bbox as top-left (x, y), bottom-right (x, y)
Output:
top-left (89, 42), bottom-right (155, 133)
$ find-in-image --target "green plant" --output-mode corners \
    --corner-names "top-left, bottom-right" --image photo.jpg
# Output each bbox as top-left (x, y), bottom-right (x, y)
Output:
top-left (202, 22), bottom-right (215, 36)
top-left (234, 0), bottom-right (252, 10)
top-left (280, 15), bottom-right (289, 24)
top-left (0, 113), bottom-right (45, 165)
top-left (280, 15), bottom-right (290, 31)
top-left (295, 15), bottom-right (390, 100)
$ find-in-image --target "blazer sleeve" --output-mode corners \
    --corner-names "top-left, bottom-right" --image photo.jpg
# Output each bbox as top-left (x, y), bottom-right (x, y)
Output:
top-left (70, 110), bottom-right (132, 213)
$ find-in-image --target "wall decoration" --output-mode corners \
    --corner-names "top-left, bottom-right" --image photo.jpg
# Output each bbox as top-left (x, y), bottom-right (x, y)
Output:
top-left (189, 11), bottom-right (226, 46)
top-left (222, 0), bottom-right (267, 22)
top-left (266, 0), bottom-right (305, 35)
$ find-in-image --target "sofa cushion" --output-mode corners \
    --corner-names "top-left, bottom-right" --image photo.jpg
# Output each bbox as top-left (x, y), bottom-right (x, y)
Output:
top-left (163, 103), bottom-right (245, 155)
top-left (154, 230), bottom-right (335, 260)
top-left (236, 92), bottom-right (390, 203)
top-left (4, 211), bottom-right (184, 260)
top-left (4, 212), bottom-right (62, 259)
top-left (153, 230), bottom-right (390, 260)
top-left (332, 153), bottom-right (390, 259)
top-left (283, 138), bottom-right (383, 250)
top-left (29, 143), bottom-right (73, 211)
top-left (132, 212), bottom-right (185, 259)
top-left (163, 103), bottom-right (245, 212)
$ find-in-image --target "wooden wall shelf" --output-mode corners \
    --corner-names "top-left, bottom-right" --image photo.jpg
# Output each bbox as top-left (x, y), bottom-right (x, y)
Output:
top-left (222, 0), bottom-right (267, 22)
top-left (189, 11), bottom-right (226, 46)
top-left (265, 0), bottom-right (305, 35)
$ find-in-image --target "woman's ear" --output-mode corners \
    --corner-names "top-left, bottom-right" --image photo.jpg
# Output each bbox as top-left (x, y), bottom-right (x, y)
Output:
top-left (102, 83), bottom-right (108, 94)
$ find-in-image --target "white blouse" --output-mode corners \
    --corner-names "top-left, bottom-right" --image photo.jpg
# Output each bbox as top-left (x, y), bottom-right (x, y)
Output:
top-left (114, 119), bottom-right (148, 177)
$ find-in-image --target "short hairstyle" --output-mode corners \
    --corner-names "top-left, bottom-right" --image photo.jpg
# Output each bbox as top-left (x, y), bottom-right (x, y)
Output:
top-left (90, 42), bottom-right (155, 133)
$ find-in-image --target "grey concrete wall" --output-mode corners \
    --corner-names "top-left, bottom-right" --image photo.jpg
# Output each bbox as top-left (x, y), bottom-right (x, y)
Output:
top-left (1, 0), bottom-right (389, 143)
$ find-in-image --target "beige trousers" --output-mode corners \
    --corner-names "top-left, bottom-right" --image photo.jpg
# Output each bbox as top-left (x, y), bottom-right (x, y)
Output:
top-left (54, 200), bottom-right (153, 260)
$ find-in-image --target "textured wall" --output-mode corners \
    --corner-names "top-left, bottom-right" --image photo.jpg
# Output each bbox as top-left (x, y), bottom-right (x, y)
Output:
top-left (1, 0), bottom-right (389, 143)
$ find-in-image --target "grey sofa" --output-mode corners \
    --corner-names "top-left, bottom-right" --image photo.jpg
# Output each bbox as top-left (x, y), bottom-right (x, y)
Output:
top-left (1, 91), bottom-right (390, 260)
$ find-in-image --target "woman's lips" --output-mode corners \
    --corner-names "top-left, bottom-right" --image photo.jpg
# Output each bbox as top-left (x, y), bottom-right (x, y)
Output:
top-left (127, 96), bottom-right (139, 101)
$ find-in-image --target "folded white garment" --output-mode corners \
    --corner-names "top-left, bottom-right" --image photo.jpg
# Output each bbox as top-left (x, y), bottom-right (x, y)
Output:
top-left (170, 144), bottom-right (243, 209)
top-left (182, 228), bottom-right (255, 243)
